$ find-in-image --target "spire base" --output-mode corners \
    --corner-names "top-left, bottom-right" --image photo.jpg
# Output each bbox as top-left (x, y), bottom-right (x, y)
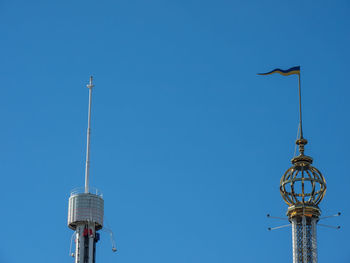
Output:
top-left (291, 155), bottom-right (313, 165)
top-left (287, 204), bottom-right (321, 220)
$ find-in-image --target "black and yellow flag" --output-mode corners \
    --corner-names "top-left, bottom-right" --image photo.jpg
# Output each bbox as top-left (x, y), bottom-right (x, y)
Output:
top-left (258, 66), bottom-right (300, 76)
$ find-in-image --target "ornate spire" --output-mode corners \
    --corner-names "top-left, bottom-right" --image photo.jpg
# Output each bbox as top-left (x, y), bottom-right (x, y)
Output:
top-left (280, 137), bottom-right (326, 208)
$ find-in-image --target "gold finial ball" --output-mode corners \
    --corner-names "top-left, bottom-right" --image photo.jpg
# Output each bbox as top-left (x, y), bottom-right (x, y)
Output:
top-left (280, 155), bottom-right (326, 206)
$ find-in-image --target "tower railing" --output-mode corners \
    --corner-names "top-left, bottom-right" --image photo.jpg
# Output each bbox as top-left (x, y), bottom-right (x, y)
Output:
top-left (70, 186), bottom-right (103, 197)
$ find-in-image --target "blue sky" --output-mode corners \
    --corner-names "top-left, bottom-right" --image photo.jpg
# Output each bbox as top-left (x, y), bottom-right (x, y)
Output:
top-left (1, 0), bottom-right (349, 262)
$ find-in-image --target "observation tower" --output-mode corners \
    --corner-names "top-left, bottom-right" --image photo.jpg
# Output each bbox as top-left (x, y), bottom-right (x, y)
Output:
top-left (67, 77), bottom-right (105, 263)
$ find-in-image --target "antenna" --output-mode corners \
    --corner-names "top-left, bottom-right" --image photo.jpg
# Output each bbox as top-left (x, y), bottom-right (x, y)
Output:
top-left (85, 76), bottom-right (94, 193)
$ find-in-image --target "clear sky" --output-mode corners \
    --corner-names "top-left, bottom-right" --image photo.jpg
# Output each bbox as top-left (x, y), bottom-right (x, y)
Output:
top-left (1, 0), bottom-right (349, 262)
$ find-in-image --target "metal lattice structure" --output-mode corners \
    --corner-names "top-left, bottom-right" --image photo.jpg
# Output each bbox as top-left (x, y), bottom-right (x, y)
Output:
top-left (291, 216), bottom-right (318, 263)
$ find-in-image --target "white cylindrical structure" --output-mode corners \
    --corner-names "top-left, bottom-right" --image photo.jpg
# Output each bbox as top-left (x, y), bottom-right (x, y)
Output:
top-left (68, 191), bottom-right (104, 263)
top-left (68, 192), bottom-right (104, 230)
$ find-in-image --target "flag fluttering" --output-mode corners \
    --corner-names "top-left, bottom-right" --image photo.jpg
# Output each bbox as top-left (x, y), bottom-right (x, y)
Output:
top-left (258, 66), bottom-right (300, 76)
top-left (258, 65), bottom-right (303, 139)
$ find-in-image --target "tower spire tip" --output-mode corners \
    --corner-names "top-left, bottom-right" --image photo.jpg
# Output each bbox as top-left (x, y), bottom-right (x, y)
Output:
top-left (87, 76), bottom-right (94, 89)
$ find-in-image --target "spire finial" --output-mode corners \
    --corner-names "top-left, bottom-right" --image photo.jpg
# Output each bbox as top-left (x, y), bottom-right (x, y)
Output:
top-left (296, 137), bottom-right (308, 156)
top-left (88, 76), bottom-right (94, 89)
top-left (296, 71), bottom-right (308, 156)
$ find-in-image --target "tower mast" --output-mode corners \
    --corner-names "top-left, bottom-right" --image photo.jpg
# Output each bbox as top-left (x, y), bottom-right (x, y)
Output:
top-left (85, 76), bottom-right (94, 193)
top-left (68, 77), bottom-right (104, 263)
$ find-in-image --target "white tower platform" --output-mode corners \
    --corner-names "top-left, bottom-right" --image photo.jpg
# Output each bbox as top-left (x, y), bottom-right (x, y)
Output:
top-left (68, 188), bottom-right (104, 263)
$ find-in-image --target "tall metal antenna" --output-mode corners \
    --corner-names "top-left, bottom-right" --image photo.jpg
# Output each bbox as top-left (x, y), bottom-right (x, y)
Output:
top-left (85, 76), bottom-right (94, 193)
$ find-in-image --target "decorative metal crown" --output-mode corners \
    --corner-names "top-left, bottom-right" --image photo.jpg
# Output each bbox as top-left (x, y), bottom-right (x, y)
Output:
top-left (280, 138), bottom-right (326, 207)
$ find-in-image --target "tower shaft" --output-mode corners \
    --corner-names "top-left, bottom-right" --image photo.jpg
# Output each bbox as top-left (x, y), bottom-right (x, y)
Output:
top-left (74, 223), bottom-right (99, 263)
top-left (291, 216), bottom-right (318, 263)
top-left (287, 205), bottom-right (320, 263)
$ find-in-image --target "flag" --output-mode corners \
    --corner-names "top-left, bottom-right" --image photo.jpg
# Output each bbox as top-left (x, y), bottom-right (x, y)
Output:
top-left (258, 66), bottom-right (300, 76)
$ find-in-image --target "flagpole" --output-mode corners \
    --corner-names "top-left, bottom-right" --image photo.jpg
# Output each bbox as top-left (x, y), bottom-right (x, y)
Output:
top-left (298, 73), bottom-right (303, 139)
top-left (257, 66), bottom-right (302, 139)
